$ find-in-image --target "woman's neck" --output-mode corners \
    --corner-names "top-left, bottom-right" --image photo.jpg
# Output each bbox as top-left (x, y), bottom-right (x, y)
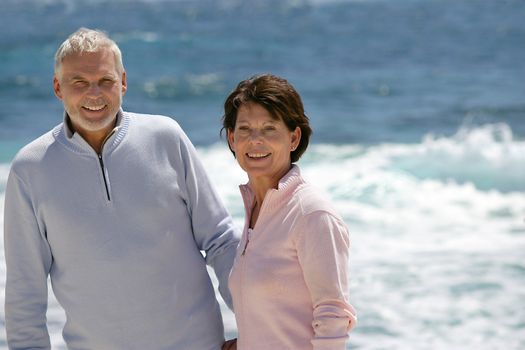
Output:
top-left (247, 166), bottom-right (292, 228)
top-left (247, 180), bottom-right (270, 229)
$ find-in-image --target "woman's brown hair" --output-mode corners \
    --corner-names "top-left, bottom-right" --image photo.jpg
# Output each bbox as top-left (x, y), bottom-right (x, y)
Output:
top-left (222, 74), bottom-right (312, 163)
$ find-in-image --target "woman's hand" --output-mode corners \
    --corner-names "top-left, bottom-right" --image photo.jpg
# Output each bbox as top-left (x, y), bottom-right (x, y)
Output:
top-left (222, 338), bottom-right (237, 350)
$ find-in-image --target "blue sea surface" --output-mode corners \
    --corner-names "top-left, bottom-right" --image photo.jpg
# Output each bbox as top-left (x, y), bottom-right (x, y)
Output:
top-left (0, 0), bottom-right (524, 349)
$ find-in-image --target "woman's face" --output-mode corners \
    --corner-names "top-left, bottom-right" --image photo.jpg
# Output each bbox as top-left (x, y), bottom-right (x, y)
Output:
top-left (227, 103), bottom-right (301, 186)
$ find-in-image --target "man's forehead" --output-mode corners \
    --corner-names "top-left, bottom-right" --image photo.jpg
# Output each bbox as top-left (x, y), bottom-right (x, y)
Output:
top-left (60, 51), bottom-right (119, 75)
top-left (62, 49), bottom-right (113, 63)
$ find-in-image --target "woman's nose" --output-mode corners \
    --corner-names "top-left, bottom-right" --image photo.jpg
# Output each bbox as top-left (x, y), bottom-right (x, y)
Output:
top-left (248, 129), bottom-right (263, 143)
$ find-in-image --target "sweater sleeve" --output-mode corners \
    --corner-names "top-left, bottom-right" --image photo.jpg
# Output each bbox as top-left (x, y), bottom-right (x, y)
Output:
top-left (4, 168), bottom-right (53, 350)
top-left (176, 127), bottom-right (240, 309)
top-left (295, 211), bottom-right (357, 350)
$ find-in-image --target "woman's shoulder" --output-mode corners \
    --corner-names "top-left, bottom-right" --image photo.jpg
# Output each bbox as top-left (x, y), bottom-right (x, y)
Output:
top-left (291, 183), bottom-right (349, 244)
top-left (293, 182), bottom-right (340, 219)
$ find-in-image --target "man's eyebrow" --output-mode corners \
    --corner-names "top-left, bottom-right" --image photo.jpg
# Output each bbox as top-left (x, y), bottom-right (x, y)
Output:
top-left (67, 75), bottom-right (86, 81)
top-left (67, 74), bottom-right (117, 81)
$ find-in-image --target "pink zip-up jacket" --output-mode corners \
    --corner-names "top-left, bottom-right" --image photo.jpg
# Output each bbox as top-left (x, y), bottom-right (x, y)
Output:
top-left (229, 165), bottom-right (357, 350)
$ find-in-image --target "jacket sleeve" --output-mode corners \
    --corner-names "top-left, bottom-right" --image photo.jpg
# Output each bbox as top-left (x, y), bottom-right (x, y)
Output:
top-left (4, 168), bottom-right (53, 350)
top-left (176, 127), bottom-right (240, 310)
top-left (295, 211), bottom-right (357, 350)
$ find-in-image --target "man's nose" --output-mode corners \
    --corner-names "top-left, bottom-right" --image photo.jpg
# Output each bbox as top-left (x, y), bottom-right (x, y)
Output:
top-left (86, 83), bottom-right (102, 95)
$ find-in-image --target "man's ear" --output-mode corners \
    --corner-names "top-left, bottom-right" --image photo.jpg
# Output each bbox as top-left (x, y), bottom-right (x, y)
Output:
top-left (121, 70), bottom-right (127, 95)
top-left (53, 76), bottom-right (63, 100)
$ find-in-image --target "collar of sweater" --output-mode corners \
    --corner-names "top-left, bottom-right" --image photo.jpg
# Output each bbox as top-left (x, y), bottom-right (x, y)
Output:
top-left (239, 164), bottom-right (304, 217)
top-left (52, 109), bottom-right (129, 157)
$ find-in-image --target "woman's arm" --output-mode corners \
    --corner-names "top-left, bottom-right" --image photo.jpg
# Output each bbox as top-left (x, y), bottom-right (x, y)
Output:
top-left (295, 211), bottom-right (357, 350)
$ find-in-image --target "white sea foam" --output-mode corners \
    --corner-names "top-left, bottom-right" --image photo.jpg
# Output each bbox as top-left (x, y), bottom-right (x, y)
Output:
top-left (112, 31), bottom-right (160, 44)
top-left (142, 73), bottom-right (225, 99)
top-left (199, 125), bottom-right (525, 349)
top-left (0, 124), bottom-right (523, 349)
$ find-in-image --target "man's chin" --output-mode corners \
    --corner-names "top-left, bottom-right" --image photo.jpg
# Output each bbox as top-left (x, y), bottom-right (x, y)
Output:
top-left (71, 116), bottom-right (116, 133)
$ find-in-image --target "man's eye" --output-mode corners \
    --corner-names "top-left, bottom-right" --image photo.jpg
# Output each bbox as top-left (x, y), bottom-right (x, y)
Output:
top-left (73, 81), bottom-right (88, 87)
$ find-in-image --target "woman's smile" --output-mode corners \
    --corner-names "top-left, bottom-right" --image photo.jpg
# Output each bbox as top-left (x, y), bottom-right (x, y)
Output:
top-left (246, 152), bottom-right (271, 159)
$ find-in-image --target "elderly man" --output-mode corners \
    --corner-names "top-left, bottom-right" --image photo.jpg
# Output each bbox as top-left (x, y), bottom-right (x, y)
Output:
top-left (4, 27), bottom-right (239, 350)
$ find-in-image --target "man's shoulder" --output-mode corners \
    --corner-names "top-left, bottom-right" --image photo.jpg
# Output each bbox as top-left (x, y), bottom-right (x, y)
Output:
top-left (123, 111), bottom-right (192, 148)
top-left (12, 127), bottom-right (59, 164)
top-left (9, 126), bottom-right (61, 177)
top-left (125, 111), bottom-right (182, 131)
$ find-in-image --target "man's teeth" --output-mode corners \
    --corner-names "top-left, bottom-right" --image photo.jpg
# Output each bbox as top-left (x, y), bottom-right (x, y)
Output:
top-left (248, 153), bottom-right (269, 158)
top-left (83, 105), bottom-right (105, 111)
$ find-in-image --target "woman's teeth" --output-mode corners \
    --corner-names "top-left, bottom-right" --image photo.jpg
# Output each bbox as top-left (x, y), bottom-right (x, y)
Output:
top-left (248, 153), bottom-right (270, 158)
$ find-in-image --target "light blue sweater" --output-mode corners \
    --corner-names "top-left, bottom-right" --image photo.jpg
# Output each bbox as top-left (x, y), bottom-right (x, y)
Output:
top-left (4, 110), bottom-right (240, 350)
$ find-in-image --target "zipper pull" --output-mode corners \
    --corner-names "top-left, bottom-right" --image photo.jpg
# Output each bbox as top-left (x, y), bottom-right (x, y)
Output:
top-left (241, 237), bottom-right (249, 256)
top-left (98, 153), bottom-right (111, 201)
top-left (241, 229), bottom-right (253, 256)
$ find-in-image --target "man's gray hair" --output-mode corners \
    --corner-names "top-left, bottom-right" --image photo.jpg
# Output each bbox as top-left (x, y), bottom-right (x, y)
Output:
top-left (54, 27), bottom-right (124, 76)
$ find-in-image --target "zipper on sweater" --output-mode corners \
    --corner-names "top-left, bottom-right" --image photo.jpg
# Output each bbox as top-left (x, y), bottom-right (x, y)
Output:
top-left (96, 126), bottom-right (119, 202)
top-left (239, 230), bottom-right (248, 348)
top-left (241, 197), bottom-right (260, 255)
top-left (241, 236), bottom-right (249, 255)
top-left (241, 228), bottom-right (254, 255)
top-left (98, 154), bottom-right (111, 201)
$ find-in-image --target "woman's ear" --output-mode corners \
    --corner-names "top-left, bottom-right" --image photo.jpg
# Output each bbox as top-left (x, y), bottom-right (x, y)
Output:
top-left (291, 127), bottom-right (301, 151)
top-left (227, 129), bottom-right (236, 153)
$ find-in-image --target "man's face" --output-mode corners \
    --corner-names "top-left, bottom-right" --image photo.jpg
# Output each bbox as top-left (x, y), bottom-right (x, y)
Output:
top-left (53, 48), bottom-right (127, 142)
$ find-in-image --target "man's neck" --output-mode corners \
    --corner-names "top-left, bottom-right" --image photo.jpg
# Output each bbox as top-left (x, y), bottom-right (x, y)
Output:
top-left (66, 116), bottom-right (118, 154)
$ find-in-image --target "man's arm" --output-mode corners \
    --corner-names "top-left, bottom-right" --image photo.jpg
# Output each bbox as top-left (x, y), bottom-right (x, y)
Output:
top-left (176, 126), bottom-right (240, 309)
top-left (4, 168), bottom-right (53, 349)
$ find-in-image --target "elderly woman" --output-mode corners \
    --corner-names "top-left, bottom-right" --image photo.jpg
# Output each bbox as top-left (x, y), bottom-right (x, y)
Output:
top-left (222, 74), bottom-right (357, 350)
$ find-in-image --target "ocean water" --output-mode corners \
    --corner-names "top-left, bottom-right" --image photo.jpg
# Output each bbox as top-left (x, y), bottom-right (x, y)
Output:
top-left (1, 0), bottom-right (524, 349)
